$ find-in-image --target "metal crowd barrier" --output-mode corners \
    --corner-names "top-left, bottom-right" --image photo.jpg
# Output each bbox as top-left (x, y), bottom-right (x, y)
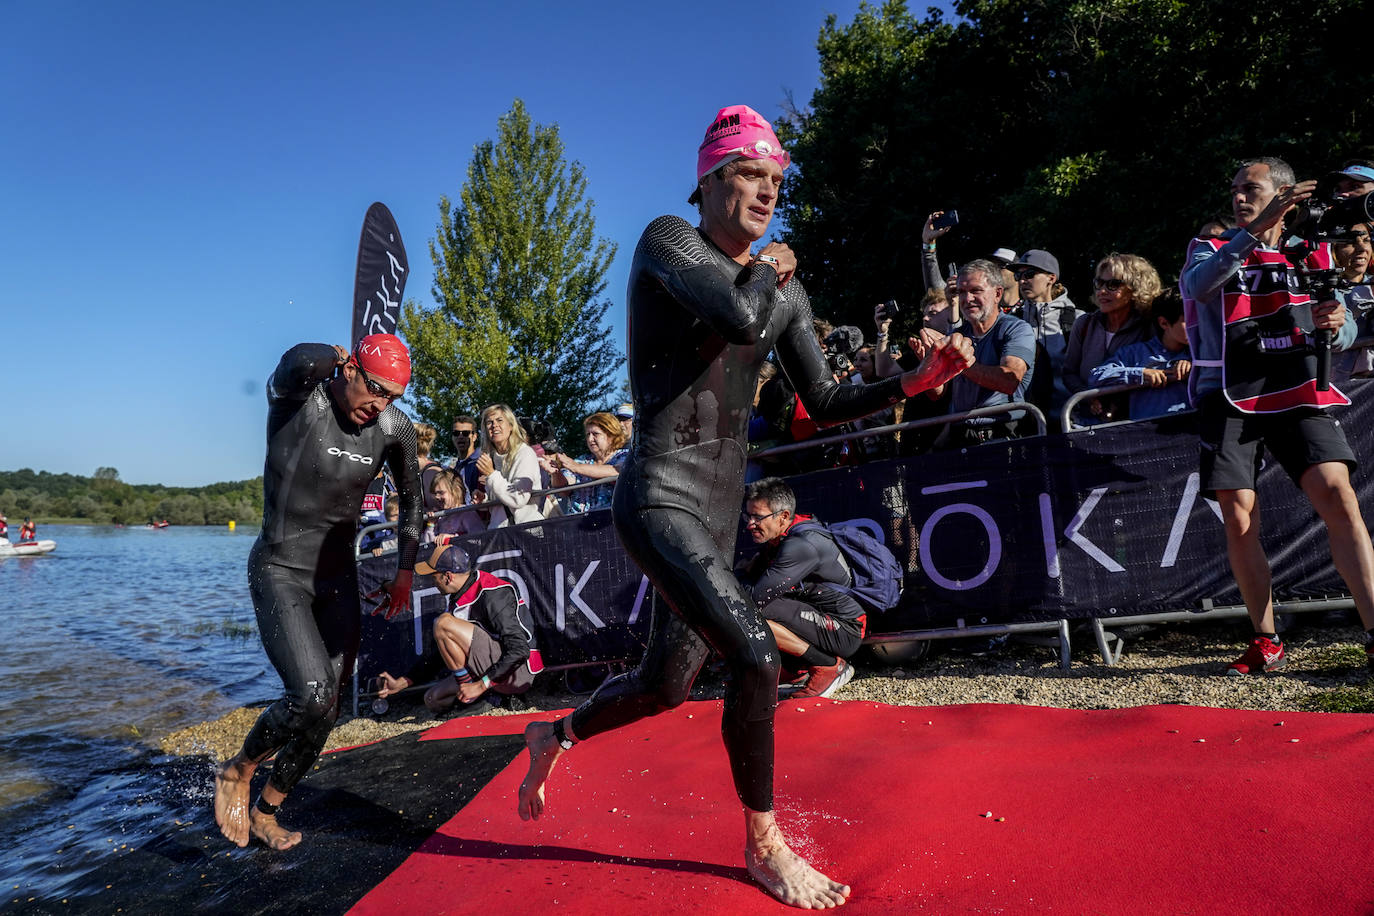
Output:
top-left (751, 401), bottom-right (1048, 461)
top-left (351, 350), bottom-right (1374, 697)
top-left (349, 475), bottom-right (621, 715)
top-left (352, 475), bottom-right (612, 559)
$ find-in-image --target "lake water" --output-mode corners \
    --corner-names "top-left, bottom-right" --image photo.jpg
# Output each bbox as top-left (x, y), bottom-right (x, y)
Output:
top-left (0, 524), bottom-right (269, 903)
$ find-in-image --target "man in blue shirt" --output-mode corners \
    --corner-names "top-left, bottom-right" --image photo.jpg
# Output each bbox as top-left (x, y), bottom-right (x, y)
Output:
top-left (916, 258), bottom-right (1036, 448)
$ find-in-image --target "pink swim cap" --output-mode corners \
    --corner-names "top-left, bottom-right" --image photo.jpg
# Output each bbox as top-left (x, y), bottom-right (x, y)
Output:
top-left (353, 333), bottom-right (411, 388)
top-left (696, 104), bottom-right (791, 180)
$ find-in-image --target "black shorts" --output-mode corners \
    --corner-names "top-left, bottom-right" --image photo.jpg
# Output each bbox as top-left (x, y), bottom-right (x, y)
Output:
top-left (1198, 392), bottom-right (1356, 496)
top-left (760, 597), bottom-right (864, 660)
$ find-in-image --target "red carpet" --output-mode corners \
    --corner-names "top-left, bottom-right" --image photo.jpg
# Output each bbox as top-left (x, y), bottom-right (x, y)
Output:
top-left (351, 701), bottom-right (1374, 915)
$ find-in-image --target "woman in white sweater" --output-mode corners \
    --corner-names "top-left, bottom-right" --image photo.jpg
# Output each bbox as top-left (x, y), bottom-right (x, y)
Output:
top-left (474, 403), bottom-right (543, 529)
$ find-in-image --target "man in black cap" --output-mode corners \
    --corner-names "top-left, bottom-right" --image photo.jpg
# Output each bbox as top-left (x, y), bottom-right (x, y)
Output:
top-left (1011, 248), bottom-right (1082, 418)
top-left (376, 542), bottom-right (538, 711)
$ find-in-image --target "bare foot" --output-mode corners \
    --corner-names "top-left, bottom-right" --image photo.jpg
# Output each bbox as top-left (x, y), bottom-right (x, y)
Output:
top-left (213, 758), bottom-right (254, 848)
top-left (249, 808), bottom-right (303, 851)
top-left (746, 817), bottom-right (851, 909)
top-left (517, 721), bottom-right (566, 821)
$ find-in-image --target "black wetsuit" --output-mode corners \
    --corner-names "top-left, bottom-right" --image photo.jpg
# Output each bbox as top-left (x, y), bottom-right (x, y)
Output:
top-left (241, 343), bottom-right (421, 795)
top-left (567, 216), bottom-right (904, 812)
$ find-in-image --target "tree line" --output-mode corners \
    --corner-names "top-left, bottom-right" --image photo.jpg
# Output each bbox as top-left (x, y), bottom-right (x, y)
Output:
top-left (776, 0), bottom-right (1373, 330)
top-left (0, 468), bottom-right (263, 527)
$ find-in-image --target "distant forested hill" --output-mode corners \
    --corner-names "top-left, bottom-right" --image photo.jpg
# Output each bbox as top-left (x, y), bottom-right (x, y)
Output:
top-left (0, 468), bottom-right (262, 526)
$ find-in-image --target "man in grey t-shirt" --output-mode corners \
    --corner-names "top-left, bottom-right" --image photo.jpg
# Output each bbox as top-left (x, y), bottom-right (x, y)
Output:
top-left (914, 258), bottom-right (1036, 448)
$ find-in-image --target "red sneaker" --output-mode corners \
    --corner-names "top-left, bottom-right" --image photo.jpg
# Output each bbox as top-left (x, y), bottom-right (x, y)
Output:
top-left (1226, 637), bottom-right (1286, 676)
top-left (792, 660), bottom-right (854, 699)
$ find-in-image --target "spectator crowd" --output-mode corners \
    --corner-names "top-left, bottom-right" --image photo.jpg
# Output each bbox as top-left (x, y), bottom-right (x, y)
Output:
top-left (358, 159), bottom-right (1374, 536)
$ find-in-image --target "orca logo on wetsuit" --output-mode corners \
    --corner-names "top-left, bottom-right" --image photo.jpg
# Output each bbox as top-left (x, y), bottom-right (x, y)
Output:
top-left (327, 446), bottom-right (374, 465)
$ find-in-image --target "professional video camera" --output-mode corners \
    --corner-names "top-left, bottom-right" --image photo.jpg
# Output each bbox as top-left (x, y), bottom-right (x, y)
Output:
top-left (1283, 189), bottom-right (1374, 254)
top-left (1280, 189), bottom-right (1374, 391)
top-left (821, 324), bottom-right (864, 379)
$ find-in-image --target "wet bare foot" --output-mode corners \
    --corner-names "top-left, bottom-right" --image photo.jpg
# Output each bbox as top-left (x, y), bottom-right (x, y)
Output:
top-left (213, 758), bottom-right (253, 848)
top-left (746, 815), bottom-right (850, 909)
top-left (517, 721), bottom-right (565, 821)
top-left (249, 808), bottom-right (302, 851)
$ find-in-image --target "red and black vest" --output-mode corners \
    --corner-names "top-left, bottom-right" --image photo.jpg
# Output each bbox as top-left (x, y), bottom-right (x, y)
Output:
top-left (1204, 238), bottom-right (1349, 413)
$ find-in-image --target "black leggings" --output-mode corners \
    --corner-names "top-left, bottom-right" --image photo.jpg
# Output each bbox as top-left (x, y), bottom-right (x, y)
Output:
top-left (241, 541), bottom-right (360, 795)
top-left (568, 502), bottom-right (780, 812)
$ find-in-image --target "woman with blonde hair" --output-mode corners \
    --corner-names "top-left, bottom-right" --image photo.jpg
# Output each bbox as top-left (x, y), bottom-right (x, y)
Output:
top-left (413, 421), bottom-right (444, 513)
top-left (474, 404), bottom-right (543, 528)
top-left (543, 411), bottom-right (629, 513)
top-left (1063, 253), bottom-right (1161, 399)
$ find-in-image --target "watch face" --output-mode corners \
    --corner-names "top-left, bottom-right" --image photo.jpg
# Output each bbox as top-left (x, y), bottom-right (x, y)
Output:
top-left (559, 737), bottom-right (574, 750)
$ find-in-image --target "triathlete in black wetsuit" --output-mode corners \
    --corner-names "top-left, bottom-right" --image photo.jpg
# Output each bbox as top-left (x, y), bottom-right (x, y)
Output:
top-left (214, 335), bottom-right (422, 851)
top-left (518, 105), bottom-right (973, 909)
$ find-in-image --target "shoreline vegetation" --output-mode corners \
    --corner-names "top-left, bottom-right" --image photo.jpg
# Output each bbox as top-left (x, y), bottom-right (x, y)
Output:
top-left (0, 468), bottom-right (262, 527)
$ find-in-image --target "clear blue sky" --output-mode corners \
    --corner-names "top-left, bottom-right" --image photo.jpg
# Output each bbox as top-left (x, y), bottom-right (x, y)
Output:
top-left (2, 1), bottom-right (952, 488)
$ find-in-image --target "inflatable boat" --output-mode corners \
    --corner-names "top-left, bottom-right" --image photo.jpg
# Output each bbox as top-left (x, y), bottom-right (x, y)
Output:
top-left (0, 537), bottom-right (57, 558)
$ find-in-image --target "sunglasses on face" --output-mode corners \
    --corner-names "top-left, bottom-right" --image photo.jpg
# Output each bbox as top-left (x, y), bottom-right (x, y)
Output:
top-left (1094, 277), bottom-right (1128, 291)
top-left (356, 366), bottom-right (401, 402)
top-left (742, 510), bottom-right (780, 526)
top-left (1015, 269), bottom-right (1045, 281)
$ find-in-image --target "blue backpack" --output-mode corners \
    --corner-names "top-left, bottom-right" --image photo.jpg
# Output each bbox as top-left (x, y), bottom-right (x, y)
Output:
top-left (791, 520), bottom-right (903, 613)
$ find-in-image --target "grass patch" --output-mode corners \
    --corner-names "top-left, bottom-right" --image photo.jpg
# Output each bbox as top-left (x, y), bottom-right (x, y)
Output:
top-left (1303, 643), bottom-right (1368, 672)
top-left (1299, 685), bottom-right (1374, 713)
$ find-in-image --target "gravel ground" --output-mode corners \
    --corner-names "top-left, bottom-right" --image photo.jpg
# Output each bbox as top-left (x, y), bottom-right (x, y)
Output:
top-left (160, 616), bottom-right (1374, 763)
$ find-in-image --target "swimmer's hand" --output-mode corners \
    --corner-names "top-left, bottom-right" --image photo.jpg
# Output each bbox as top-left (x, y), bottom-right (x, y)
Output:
top-left (369, 570), bottom-right (414, 620)
top-left (753, 242), bottom-right (796, 288)
top-left (900, 332), bottom-right (975, 398)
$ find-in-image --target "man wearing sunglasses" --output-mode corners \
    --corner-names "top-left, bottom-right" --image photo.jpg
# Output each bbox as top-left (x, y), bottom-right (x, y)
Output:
top-left (214, 333), bottom-right (423, 852)
top-left (1183, 156), bottom-right (1374, 678)
top-left (736, 477), bottom-right (868, 701)
top-left (447, 414), bottom-right (482, 503)
top-left (514, 103), bottom-right (974, 909)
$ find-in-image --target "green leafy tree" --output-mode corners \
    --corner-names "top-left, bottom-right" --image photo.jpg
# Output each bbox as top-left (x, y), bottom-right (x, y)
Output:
top-left (401, 99), bottom-right (623, 448)
top-left (779, 0), bottom-right (1374, 326)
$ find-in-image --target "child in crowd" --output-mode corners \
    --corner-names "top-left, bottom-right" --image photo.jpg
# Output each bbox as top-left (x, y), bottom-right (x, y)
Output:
top-left (1089, 288), bottom-right (1192, 420)
top-left (427, 467), bottom-right (479, 544)
top-left (370, 498), bottom-right (400, 557)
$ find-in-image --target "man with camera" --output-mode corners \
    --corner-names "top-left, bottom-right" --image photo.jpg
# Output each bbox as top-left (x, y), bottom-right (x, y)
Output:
top-left (1182, 156), bottom-right (1374, 676)
top-left (1329, 161), bottom-right (1374, 200)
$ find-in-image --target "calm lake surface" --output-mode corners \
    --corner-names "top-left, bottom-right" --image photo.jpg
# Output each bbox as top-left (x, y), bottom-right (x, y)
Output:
top-left (0, 524), bottom-right (269, 902)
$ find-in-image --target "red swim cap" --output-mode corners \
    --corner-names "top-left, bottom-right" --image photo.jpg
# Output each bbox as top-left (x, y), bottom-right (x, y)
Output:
top-left (353, 333), bottom-right (411, 388)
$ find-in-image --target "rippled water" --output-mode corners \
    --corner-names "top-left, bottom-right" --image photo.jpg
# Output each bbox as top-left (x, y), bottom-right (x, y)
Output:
top-left (0, 525), bottom-right (268, 901)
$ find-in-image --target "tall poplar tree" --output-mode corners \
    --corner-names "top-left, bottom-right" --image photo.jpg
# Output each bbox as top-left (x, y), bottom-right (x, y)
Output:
top-left (401, 99), bottom-right (622, 450)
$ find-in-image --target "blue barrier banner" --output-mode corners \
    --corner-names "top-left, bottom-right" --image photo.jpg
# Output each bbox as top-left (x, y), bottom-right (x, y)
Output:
top-left (357, 381), bottom-right (1374, 681)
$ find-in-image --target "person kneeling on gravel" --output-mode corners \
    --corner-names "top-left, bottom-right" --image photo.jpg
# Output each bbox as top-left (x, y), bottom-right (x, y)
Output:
top-left (736, 477), bottom-right (865, 700)
top-left (376, 543), bottom-right (541, 713)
